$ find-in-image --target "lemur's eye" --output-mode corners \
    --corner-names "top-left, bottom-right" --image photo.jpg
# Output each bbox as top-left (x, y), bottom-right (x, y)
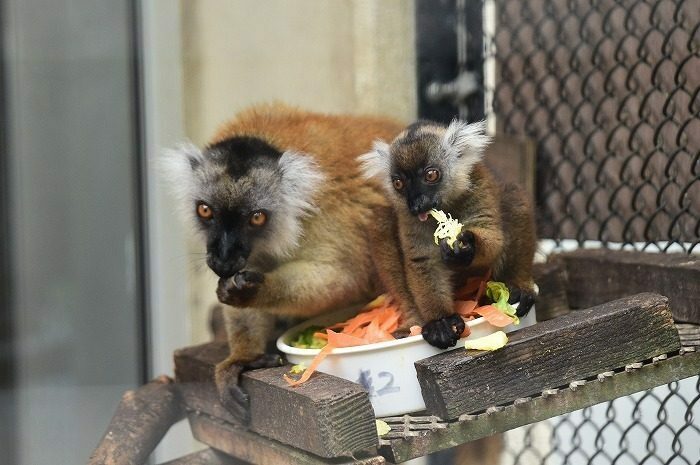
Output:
top-left (393, 178), bottom-right (404, 190)
top-left (196, 203), bottom-right (213, 219)
top-left (425, 168), bottom-right (440, 183)
top-left (249, 210), bottom-right (267, 227)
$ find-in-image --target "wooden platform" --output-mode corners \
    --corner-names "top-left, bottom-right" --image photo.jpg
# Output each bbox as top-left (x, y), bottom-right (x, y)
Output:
top-left (169, 250), bottom-right (700, 465)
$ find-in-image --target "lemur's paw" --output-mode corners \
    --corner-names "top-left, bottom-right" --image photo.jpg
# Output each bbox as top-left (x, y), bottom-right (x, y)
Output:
top-left (217, 270), bottom-right (264, 306)
top-left (440, 230), bottom-right (476, 266)
top-left (214, 353), bottom-right (285, 422)
top-left (507, 286), bottom-right (536, 317)
top-left (214, 359), bottom-right (250, 423)
top-left (422, 314), bottom-right (465, 349)
top-left (245, 353), bottom-right (285, 369)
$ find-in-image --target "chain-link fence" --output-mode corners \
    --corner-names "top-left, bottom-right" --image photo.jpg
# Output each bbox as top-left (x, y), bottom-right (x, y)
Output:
top-left (440, 0), bottom-right (700, 463)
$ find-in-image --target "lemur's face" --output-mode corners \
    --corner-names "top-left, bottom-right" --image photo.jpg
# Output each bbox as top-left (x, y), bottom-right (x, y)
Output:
top-left (162, 136), bottom-right (324, 278)
top-left (388, 133), bottom-right (446, 221)
top-left (360, 120), bottom-right (491, 222)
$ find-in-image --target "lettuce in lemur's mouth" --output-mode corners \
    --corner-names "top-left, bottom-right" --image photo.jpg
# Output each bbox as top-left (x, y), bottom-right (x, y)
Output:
top-left (428, 208), bottom-right (463, 247)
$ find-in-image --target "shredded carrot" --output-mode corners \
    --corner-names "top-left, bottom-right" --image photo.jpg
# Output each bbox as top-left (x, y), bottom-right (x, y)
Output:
top-left (454, 300), bottom-right (478, 317)
top-left (284, 270), bottom-right (516, 386)
top-left (474, 304), bottom-right (514, 327)
top-left (284, 344), bottom-right (335, 386)
top-left (326, 329), bottom-right (369, 347)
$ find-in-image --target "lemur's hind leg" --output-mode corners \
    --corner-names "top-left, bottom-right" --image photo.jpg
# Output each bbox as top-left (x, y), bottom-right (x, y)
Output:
top-left (496, 183), bottom-right (537, 317)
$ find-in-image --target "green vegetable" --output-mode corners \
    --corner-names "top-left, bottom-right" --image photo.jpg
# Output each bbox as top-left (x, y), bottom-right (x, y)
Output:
top-left (486, 281), bottom-right (519, 325)
top-left (376, 419), bottom-right (391, 436)
top-left (289, 363), bottom-right (306, 374)
top-left (289, 326), bottom-right (327, 349)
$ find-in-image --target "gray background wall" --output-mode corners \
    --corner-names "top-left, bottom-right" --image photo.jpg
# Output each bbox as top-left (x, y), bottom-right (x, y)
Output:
top-left (3, 0), bottom-right (145, 463)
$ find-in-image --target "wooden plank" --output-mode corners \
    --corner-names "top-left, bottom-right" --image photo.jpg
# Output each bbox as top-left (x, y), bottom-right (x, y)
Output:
top-left (414, 293), bottom-right (680, 419)
top-left (381, 349), bottom-right (700, 463)
top-left (175, 342), bottom-right (378, 458)
top-left (158, 448), bottom-right (249, 465)
top-left (561, 249), bottom-right (700, 324)
top-left (88, 376), bottom-right (185, 465)
top-left (189, 412), bottom-right (385, 465)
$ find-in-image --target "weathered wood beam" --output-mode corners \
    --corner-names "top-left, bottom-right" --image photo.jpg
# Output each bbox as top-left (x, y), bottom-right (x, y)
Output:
top-left (189, 412), bottom-right (386, 465)
top-left (415, 293), bottom-right (680, 420)
top-left (88, 375), bottom-right (185, 465)
top-left (381, 349), bottom-right (699, 463)
top-left (175, 342), bottom-right (378, 459)
top-left (560, 249), bottom-right (700, 324)
top-left (158, 448), bottom-right (249, 465)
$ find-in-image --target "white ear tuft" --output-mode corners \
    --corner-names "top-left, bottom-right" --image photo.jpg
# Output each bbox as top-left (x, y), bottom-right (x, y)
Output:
top-left (441, 119), bottom-right (491, 161)
top-left (358, 140), bottom-right (391, 179)
top-left (159, 141), bottom-right (204, 201)
top-left (278, 151), bottom-right (326, 216)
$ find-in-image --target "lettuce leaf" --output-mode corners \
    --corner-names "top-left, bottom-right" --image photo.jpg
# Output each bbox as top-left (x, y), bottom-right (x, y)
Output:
top-left (290, 326), bottom-right (327, 349)
top-left (486, 281), bottom-right (519, 325)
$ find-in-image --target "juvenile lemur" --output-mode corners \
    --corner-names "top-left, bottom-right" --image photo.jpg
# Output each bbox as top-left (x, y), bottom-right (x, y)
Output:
top-left (360, 120), bottom-right (537, 349)
top-left (163, 104), bottom-right (404, 419)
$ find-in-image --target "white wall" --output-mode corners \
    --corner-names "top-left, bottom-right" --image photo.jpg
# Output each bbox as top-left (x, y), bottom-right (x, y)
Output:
top-left (180, 0), bottom-right (418, 343)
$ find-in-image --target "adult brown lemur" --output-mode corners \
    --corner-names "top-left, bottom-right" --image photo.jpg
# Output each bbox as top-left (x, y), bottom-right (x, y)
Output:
top-left (162, 104), bottom-right (404, 419)
top-left (360, 119), bottom-right (537, 350)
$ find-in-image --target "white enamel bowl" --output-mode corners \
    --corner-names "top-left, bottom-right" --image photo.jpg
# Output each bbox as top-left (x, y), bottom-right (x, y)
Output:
top-left (277, 303), bottom-right (536, 417)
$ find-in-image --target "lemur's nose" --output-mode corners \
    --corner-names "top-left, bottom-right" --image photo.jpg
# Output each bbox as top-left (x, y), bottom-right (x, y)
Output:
top-left (409, 195), bottom-right (430, 214)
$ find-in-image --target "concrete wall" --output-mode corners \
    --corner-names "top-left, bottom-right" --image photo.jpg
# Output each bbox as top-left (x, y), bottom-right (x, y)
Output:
top-left (180, 0), bottom-right (418, 342)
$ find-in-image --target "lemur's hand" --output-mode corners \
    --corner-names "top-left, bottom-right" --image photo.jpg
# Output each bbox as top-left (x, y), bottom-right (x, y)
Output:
top-left (507, 285), bottom-right (537, 317)
top-left (214, 353), bottom-right (285, 423)
top-left (439, 229), bottom-right (476, 266)
top-left (422, 314), bottom-right (465, 349)
top-left (217, 270), bottom-right (265, 307)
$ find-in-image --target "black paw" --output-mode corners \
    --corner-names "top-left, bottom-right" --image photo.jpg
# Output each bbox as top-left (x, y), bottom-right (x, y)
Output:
top-left (440, 230), bottom-right (476, 267)
top-left (422, 314), bottom-right (465, 349)
top-left (245, 353), bottom-right (285, 370)
top-left (214, 353), bottom-right (285, 423)
top-left (217, 270), bottom-right (265, 307)
top-left (507, 286), bottom-right (536, 317)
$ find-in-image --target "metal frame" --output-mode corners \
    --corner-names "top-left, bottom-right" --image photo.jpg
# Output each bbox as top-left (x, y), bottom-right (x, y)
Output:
top-left (0, 0), bottom-right (16, 461)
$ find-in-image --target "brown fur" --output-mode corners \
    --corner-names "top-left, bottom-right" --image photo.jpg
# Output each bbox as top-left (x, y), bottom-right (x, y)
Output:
top-left (364, 123), bottom-right (536, 329)
top-left (206, 104), bottom-right (404, 364)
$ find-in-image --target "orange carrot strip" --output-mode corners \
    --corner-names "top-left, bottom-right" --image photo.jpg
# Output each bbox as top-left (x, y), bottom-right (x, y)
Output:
top-left (327, 329), bottom-right (369, 347)
top-left (454, 300), bottom-right (478, 317)
top-left (284, 343), bottom-right (335, 386)
top-left (409, 325), bottom-right (422, 336)
top-left (313, 332), bottom-right (328, 341)
top-left (454, 278), bottom-right (482, 300)
top-left (364, 319), bottom-right (394, 343)
top-left (379, 308), bottom-right (401, 333)
top-left (342, 307), bottom-right (384, 334)
top-left (474, 304), bottom-right (514, 327)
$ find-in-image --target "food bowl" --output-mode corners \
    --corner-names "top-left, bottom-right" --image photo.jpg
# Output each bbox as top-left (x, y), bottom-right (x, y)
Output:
top-left (277, 303), bottom-right (536, 417)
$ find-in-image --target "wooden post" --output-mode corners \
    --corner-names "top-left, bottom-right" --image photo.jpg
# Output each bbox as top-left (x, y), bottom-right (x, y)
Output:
top-left (175, 342), bottom-right (378, 458)
top-left (561, 249), bottom-right (700, 324)
top-left (88, 375), bottom-right (185, 465)
top-left (415, 293), bottom-right (680, 419)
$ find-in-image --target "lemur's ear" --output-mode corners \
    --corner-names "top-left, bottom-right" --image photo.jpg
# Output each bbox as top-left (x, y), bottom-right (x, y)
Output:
top-left (278, 151), bottom-right (326, 215)
top-left (358, 140), bottom-right (391, 179)
top-left (159, 141), bottom-right (205, 197)
top-left (441, 119), bottom-right (491, 162)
